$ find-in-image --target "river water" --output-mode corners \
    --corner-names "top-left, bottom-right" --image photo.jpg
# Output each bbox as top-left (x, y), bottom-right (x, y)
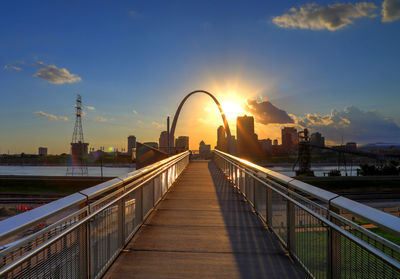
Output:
top-left (0, 164), bottom-right (357, 177)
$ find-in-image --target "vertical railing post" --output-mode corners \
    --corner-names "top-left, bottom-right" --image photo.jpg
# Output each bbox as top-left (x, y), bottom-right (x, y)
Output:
top-left (252, 177), bottom-right (256, 207)
top-left (117, 188), bottom-right (125, 247)
top-left (266, 187), bottom-right (272, 227)
top-left (328, 205), bottom-right (341, 279)
top-left (78, 205), bottom-right (89, 278)
top-left (287, 186), bottom-right (295, 254)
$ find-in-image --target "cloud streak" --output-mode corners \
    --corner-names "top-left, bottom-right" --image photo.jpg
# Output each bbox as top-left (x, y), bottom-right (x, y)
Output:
top-left (151, 121), bottom-right (162, 128)
top-left (34, 65), bottom-right (82, 84)
top-left (245, 99), bottom-right (294, 124)
top-left (96, 116), bottom-right (107, 122)
top-left (382, 0), bottom-right (400, 22)
top-left (86, 106), bottom-right (95, 110)
top-left (4, 65), bottom-right (22, 71)
top-left (272, 2), bottom-right (377, 31)
top-left (35, 111), bottom-right (59, 120)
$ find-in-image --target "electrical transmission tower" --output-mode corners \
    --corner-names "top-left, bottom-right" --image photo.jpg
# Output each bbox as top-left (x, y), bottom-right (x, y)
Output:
top-left (66, 94), bottom-right (89, 176)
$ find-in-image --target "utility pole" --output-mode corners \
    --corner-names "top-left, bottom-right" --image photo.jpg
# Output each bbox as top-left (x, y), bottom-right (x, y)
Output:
top-left (167, 116), bottom-right (170, 156)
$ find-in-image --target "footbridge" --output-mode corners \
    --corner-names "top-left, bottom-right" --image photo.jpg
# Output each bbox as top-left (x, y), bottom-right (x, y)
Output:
top-left (0, 150), bottom-right (399, 279)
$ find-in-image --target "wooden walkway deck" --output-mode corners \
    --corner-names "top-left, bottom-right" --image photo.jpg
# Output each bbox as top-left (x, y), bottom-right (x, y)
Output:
top-left (104, 161), bottom-right (305, 279)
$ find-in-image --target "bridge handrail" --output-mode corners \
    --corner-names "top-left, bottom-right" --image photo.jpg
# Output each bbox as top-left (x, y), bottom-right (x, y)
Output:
top-left (0, 151), bottom-right (189, 242)
top-left (214, 149), bottom-right (400, 236)
top-left (0, 151), bottom-right (190, 278)
top-left (0, 151), bottom-right (188, 241)
top-left (213, 149), bottom-right (400, 278)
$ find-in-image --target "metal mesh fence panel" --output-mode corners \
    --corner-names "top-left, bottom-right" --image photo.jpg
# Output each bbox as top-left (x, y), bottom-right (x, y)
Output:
top-left (90, 204), bottom-right (120, 278)
top-left (271, 190), bottom-right (287, 245)
top-left (254, 182), bottom-right (267, 219)
top-left (142, 182), bottom-right (154, 218)
top-left (3, 223), bottom-right (87, 279)
top-left (294, 204), bottom-right (328, 279)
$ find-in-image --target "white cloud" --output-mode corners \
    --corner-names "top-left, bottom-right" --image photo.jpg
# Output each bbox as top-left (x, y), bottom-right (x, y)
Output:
top-left (132, 110), bottom-right (138, 115)
top-left (382, 0), bottom-right (400, 22)
top-left (59, 116), bottom-right (69, 121)
top-left (272, 2), bottom-right (377, 31)
top-left (4, 65), bottom-right (22, 71)
top-left (81, 111), bottom-right (87, 117)
top-left (297, 106), bottom-right (400, 144)
top-left (34, 65), bottom-right (82, 84)
top-left (35, 111), bottom-right (58, 120)
top-left (137, 120), bottom-right (143, 125)
top-left (96, 116), bottom-right (107, 122)
top-left (86, 106), bottom-right (95, 110)
top-left (151, 121), bottom-right (162, 128)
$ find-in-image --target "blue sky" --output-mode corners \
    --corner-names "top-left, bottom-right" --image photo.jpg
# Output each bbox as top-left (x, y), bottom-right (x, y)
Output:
top-left (1, 0), bottom-right (400, 154)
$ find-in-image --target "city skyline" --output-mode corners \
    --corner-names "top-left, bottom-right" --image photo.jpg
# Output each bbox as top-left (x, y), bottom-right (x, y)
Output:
top-left (1, 0), bottom-right (400, 154)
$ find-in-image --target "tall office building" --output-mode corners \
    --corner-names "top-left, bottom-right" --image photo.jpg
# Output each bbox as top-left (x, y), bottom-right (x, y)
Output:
top-left (216, 125), bottom-right (227, 152)
top-left (175, 136), bottom-right (189, 153)
top-left (236, 115), bottom-right (260, 156)
top-left (281, 127), bottom-right (298, 152)
top-left (127, 135), bottom-right (136, 156)
top-left (159, 131), bottom-right (174, 153)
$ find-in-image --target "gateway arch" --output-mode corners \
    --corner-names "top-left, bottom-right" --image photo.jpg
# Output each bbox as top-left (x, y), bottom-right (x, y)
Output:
top-left (170, 90), bottom-right (233, 154)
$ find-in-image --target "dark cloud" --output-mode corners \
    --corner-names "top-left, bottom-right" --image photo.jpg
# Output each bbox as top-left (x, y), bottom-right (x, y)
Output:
top-left (272, 2), bottom-right (377, 31)
top-left (245, 99), bottom-right (294, 124)
top-left (382, 0), bottom-right (400, 22)
top-left (298, 106), bottom-right (400, 143)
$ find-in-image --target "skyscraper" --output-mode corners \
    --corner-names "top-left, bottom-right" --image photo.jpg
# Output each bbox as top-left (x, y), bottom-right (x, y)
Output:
top-left (236, 115), bottom-right (261, 157)
top-left (216, 125), bottom-right (227, 152)
top-left (127, 135), bottom-right (136, 156)
top-left (159, 131), bottom-right (174, 153)
top-left (281, 127), bottom-right (298, 152)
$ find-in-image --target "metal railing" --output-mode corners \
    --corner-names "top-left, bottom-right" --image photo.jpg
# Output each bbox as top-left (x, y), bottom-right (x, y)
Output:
top-left (0, 151), bottom-right (190, 279)
top-left (213, 149), bottom-right (400, 279)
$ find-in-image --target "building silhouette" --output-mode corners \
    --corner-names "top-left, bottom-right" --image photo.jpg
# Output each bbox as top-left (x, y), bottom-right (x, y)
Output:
top-left (310, 132), bottom-right (325, 147)
top-left (281, 127), bottom-right (298, 153)
top-left (159, 131), bottom-right (174, 153)
top-left (216, 125), bottom-right (228, 152)
top-left (127, 135), bottom-right (136, 157)
top-left (199, 140), bottom-right (211, 158)
top-left (236, 115), bottom-right (261, 157)
top-left (175, 136), bottom-right (189, 153)
top-left (259, 139), bottom-right (272, 155)
top-left (38, 147), bottom-right (48, 156)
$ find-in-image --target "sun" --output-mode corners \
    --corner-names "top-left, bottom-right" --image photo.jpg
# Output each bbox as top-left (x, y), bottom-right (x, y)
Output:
top-left (220, 100), bottom-right (245, 121)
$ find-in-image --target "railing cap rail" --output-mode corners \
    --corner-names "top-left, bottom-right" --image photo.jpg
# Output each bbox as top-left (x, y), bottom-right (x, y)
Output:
top-left (331, 196), bottom-right (400, 236)
top-left (0, 193), bottom-right (86, 241)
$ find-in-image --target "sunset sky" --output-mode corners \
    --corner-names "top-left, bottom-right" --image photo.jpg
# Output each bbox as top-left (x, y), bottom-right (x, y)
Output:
top-left (1, 0), bottom-right (400, 154)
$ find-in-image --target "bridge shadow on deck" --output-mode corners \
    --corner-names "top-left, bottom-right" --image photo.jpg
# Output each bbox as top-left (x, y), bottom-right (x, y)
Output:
top-left (104, 161), bottom-right (305, 279)
top-left (207, 161), bottom-right (305, 278)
